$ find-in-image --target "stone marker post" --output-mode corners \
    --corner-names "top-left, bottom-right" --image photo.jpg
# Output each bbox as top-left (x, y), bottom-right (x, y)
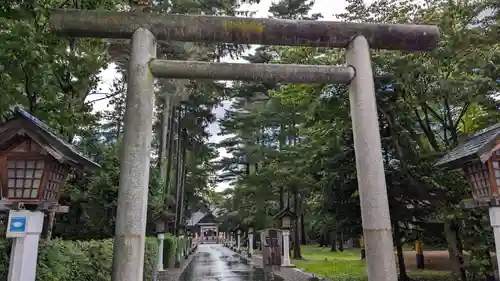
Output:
top-left (237, 230), bottom-right (241, 252)
top-left (281, 230), bottom-right (293, 267)
top-left (157, 233), bottom-right (165, 271)
top-left (248, 228), bottom-right (254, 257)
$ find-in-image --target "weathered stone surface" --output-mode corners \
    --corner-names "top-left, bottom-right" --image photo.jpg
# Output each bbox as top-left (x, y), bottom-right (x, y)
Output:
top-left (149, 60), bottom-right (355, 84)
top-left (50, 9), bottom-right (439, 51)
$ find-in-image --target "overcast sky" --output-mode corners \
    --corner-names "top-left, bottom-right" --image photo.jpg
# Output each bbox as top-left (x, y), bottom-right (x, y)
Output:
top-left (91, 0), bottom-right (347, 191)
top-left (92, 0), bottom-right (497, 192)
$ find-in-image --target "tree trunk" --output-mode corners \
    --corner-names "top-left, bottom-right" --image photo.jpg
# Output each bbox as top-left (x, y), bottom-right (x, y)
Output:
top-left (300, 213), bottom-right (307, 245)
top-left (330, 231), bottom-right (337, 252)
top-left (158, 93), bottom-right (172, 232)
top-left (178, 129), bottom-right (188, 230)
top-left (444, 219), bottom-right (467, 281)
top-left (173, 107), bottom-right (183, 235)
top-left (158, 93), bottom-right (171, 181)
top-left (279, 124), bottom-right (285, 210)
top-left (165, 108), bottom-right (176, 234)
top-left (318, 232), bottom-right (326, 247)
top-left (337, 231), bottom-right (344, 252)
top-left (42, 212), bottom-right (55, 240)
top-left (394, 222), bottom-right (408, 281)
top-left (293, 224), bottom-right (302, 259)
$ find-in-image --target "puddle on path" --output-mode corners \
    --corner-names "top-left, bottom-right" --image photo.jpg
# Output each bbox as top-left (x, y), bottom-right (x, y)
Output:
top-left (179, 245), bottom-right (284, 281)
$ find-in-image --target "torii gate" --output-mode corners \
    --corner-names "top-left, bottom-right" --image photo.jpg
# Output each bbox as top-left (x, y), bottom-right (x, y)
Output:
top-left (49, 10), bottom-right (439, 281)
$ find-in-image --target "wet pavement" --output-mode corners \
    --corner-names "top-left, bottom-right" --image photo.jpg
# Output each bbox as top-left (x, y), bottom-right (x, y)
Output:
top-left (179, 244), bottom-right (283, 281)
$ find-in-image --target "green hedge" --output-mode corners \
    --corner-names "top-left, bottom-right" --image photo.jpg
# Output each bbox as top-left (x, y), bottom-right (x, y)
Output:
top-left (162, 234), bottom-right (177, 268)
top-left (0, 237), bottom-right (159, 281)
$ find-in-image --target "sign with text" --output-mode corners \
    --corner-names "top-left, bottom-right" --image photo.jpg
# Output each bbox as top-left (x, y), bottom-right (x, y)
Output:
top-left (6, 211), bottom-right (29, 238)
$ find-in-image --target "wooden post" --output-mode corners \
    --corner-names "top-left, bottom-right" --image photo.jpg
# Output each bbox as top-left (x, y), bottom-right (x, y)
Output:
top-left (415, 238), bottom-right (424, 269)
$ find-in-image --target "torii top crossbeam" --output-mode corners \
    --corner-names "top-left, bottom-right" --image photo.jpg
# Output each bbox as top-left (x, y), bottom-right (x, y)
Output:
top-left (49, 9), bottom-right (439, 51)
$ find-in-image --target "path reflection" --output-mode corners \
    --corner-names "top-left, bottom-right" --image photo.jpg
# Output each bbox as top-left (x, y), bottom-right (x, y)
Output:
top-left (179, 244), bottom-right (284, 281)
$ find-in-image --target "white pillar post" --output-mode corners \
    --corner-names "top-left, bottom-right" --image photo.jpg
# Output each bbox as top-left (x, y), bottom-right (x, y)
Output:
top-left (216, 226), bottom-right (219, 243)
top-left (346, 35), bottom-right (397, 281)
top-left (237, 233), bottom-right (241, 251)
top-left (7, 211), bottom-right (44, 281)
top-left (281, 230), bottom-right (294, 267)
top-left (7, 210), bottom-right (44, 281)
top-left (248, 232), bottom-right (254, 256)
top-left (230, 233), bottom-right (234, 247)
top-left (489, 207), bottom-right (500, 276)
top-left (200, 227), bottom-right (204, 242)
top-left (157, 233), bottom-right (164, 271)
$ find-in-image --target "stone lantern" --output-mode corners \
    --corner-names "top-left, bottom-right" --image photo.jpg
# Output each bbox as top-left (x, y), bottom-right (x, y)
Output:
top-left (274, 206), bottom-right (296, 268)
top-left (435, 123), bottom-right (500, 271)
top-left (230, 229), bottom-right (235, 248)
top-left (280, 212), bottom-right (292, 229)
top-left (0, 107), bottom-right (100, 281)
top-left (154, 210), bottom-right (175, 271)
top-left (248, 227), bottom-right (254, 257)
top-left (234, 225), bottom-right (243, 253)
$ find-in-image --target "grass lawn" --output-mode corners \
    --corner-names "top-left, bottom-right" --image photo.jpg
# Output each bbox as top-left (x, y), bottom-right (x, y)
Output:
top-left (293, 245), bottom-right (365, 277)
top-left (293, 245), bottom-right (453, 281)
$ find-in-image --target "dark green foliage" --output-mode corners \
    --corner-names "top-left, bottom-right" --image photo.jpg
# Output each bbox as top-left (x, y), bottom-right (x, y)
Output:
top-left (143, 238), bottom-right (160, 281)
top-left (0, 237), bottom-right (159, 281)
top-left (53, 143), bottom-right (121, 240)
top-left (163, 234), bottom-right (177, 268)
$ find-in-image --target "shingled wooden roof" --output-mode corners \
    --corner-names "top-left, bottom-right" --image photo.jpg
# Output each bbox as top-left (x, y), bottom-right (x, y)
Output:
top-left (435, 123), bottom-right (500, 169)
top-left (273, 205), bottom-right (297, 220)
top-left (0, 107), bottom-right (100, 171)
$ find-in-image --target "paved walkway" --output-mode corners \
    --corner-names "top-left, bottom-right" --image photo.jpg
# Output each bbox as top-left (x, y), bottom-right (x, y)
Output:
top-left (240, 250), bottom-right (318, 281)
top-left (179, 244), bottom-right (282, 281)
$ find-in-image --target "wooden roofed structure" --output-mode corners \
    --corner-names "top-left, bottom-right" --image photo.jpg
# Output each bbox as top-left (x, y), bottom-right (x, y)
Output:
top-left (0, 107), bottom-right (100, 208)
top-left (436, 123), bottom-right (500, 205)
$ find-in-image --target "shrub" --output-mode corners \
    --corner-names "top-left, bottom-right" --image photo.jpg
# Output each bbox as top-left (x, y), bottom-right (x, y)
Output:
top-left (143, 238), bottom-right (159, 281)
top-left (163, 234), bottom-right (177, 268)
top-left (0, 237), bottom-right (159, 281)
